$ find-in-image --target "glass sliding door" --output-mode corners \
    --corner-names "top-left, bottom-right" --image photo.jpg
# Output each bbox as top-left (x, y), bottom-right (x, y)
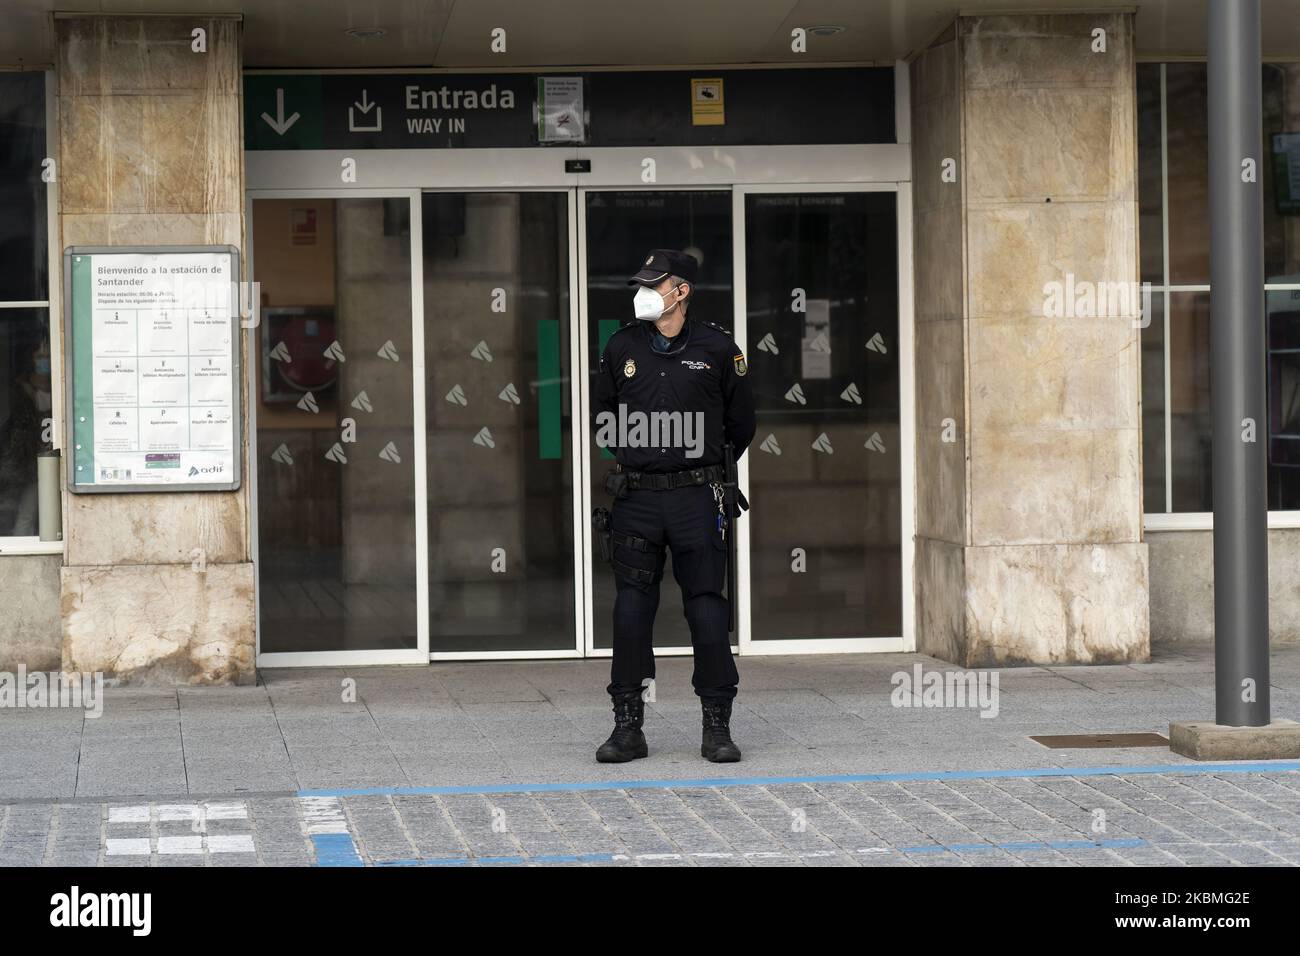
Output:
top-left (422, 191), bottom-right (577, 654)
top-left (582, 189), bottom-right (734, 652)
top-left (253, 196), bottom-right (419, 654)
top-left (742, 189), bottom-right (902, 642)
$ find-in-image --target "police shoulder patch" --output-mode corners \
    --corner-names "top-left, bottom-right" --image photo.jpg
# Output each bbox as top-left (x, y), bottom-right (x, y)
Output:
top-left (733, 353), bottom-right (747, 377)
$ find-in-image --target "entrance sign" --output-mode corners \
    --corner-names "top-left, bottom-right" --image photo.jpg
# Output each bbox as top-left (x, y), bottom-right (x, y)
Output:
top-left (64, 245), bottom-right (242, 493)
top-left (243, 68), bottom-right (894, 151)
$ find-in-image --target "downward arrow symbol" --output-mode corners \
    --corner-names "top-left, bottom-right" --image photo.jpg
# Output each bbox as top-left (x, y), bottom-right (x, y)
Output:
top-left (356, 90), bottom-right (375, 113)
top-left (261, 88), bottom-right (301, 135)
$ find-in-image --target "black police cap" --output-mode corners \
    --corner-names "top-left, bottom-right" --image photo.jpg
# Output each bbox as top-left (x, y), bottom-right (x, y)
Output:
top-left (629, 249), bottom-right (699, 287)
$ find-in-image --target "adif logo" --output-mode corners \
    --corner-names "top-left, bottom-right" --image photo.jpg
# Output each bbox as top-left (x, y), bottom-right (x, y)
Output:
top-left (187, 464), bottom-right (223, 477)
top-left (270, 444), bottom-right (294, 466)
top-left (377, 340), bottom-right (400, 361)
top-left (445, 384), bottom-right (468, 406)
top-left (473, 427), bottom-right (495, 448)
top-left (866, 332), bottom-right (887, 353)
top-left (470, 340), bottom-right (493, 362)
top-left (50, 885), bottom-right (151, 936)
top-left (379, 441), bottom-right (401, 463)
top-left (891, 663), bottom-right (999, 719)
top-left (296, 391), bottom-right (320, 413)
top-left (324, 442), bottom-right (348, 464)
top-left (840, 382), bottom-right (862, 405)
top-left (498, 382), bottom-right (521, 405)
top-left (864, 432), bottom-right (886, 453)
top-left (809, 331), bottom-right (831, 353)
top-left (759, 433), bottom-right (781, 455)
top-left (269, 341), bottom-right (292, 363)
top-left (756, 332), bottom-right (779, 355)
top-left (811, 433), bottom-right (833, 454)
top-left (322, 340), bottom-right (346, 362)
top-left (351, 391), bottom-right (373, 413)
top-left (784, 383), bottom-right (806, 405)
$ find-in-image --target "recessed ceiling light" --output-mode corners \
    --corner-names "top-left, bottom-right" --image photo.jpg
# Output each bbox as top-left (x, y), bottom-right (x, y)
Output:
top-left (807, 25), bottom-right (846, 37)
top-left (345, 27), bottom-right (387, 40)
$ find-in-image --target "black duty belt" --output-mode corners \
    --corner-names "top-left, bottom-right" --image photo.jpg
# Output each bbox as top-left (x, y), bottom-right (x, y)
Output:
top-left (617, 463), bottom-right (726, 491)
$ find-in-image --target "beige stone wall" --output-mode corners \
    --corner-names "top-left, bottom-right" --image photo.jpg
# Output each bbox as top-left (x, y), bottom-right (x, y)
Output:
top-left (0, 555), bottom-right (63, 672)
top-left (911, 12), bottom-right (1149, 665)
top-left (911, 27), bottom-right (968, 664)
top-left (1149, 529), bottom-right (1300, 646)
top-left (56, 16), bottom-right (253, 684)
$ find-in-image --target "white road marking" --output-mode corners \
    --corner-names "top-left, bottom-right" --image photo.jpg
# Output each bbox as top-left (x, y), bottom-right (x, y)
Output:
top-left (108, 806), bottom-right (150, 823)
top-left (105, 838), bottom-right (151, 856)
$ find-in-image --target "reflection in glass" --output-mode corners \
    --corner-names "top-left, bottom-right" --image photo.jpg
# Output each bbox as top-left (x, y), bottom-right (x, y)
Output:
top-left (1140, 294), bottom-right (1167, 513)
top-left (254, 198), bottom-right (417, 652)
top-left (585, 190), bottom-right (733, 649)
top-left (1137, 64), bottom-right (1164, 287)
top-left (1168, 292), bottom-right (1212, 513)
top-left (745, 192), bottom-right (900, 640)
top-left (0, 308), bottom-right (52, 536)
top-left (1268, 288), bottom-right (1300, 509)
top-left (0, 72), bottom-right (48, 302)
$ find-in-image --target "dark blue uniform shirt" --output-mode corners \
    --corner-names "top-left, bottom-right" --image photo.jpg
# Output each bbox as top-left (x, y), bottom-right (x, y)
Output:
top-left (593, 317), bottom-right (757, 472)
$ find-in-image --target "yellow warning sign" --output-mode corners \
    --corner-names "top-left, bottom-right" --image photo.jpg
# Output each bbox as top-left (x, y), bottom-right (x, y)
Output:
top-left (691, 78), bottom-right (724, 126)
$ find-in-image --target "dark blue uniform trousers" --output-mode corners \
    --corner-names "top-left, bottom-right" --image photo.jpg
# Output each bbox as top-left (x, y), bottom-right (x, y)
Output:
top-left (606, 483), bottom-right (738, 701)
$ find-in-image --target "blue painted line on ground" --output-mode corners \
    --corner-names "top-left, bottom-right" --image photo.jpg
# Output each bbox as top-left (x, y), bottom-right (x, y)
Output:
top-left (297, 760), bottom-right (1300, 799)
top-left (375, 852), bottom-right (617, 867)
top-left (368, 840), bottom-right (1144, 866)
top-left (901, 838), bottom-right (1145, 854)
top-left (311, 833), bottom-right (363, 867)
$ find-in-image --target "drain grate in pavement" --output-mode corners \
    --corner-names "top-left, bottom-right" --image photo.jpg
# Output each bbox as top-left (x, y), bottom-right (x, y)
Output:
top-left (1030, 732), bottom-right (1169, 749)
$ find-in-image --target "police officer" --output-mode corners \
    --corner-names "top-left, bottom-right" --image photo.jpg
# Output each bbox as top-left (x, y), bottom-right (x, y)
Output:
top-left (591, 249), bottom-right (756, 763)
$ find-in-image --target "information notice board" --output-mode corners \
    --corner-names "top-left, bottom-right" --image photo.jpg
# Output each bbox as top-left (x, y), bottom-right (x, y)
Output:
top-left (64, 246), bottom-right (242, 493)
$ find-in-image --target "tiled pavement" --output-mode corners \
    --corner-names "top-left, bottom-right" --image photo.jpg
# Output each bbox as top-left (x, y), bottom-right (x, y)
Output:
top-left (3, 645), bottom-right (1300, 866)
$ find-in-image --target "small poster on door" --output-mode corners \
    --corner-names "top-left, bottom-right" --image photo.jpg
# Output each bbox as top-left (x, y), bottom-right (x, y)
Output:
top-left (537, 77), bottom-right (585, 143)
top-left (691, 77), bottom-right (725, 126)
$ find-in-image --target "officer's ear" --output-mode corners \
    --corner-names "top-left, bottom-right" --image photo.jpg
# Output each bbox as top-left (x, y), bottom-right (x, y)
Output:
top-left (676, 281), bottom-right (690, 302)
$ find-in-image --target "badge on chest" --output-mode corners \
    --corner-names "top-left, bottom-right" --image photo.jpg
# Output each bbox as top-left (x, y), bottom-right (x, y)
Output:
top-left (623, 358), bottom-right (637, 378)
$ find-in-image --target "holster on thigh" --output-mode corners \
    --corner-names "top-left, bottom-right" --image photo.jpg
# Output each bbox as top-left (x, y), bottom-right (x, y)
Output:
top-left (610, 529), bottom-right (664, 587)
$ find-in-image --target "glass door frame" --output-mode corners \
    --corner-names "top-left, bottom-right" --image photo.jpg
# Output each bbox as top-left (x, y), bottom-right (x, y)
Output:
top-left (419, 187), bottom-right (586, 662)
top-left (247, 183), bottom-right (916, 665)
top-left (246, 187), bottom-right (430, 667)
top-left (731, 182), bottom-right (916, 657)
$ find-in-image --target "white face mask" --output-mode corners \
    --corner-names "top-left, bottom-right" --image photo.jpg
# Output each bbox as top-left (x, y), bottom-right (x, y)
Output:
top-left (633, 284), bottom-right (680, 321)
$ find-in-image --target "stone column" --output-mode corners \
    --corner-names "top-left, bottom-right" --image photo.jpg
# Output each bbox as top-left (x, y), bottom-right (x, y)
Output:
top-left (911, 12), bottom-right (1150, 666)
top-left (57, 16), bottom-right (254, 684)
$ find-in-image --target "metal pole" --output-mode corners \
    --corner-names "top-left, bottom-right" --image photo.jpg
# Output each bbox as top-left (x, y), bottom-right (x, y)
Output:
top-left (1209, 0), bottom-right (1270, 726)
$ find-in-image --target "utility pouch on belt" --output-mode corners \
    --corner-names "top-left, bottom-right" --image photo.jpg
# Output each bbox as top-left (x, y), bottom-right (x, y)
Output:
top-left (592, 508), bottom-right (613, 563)
top-left (602, 468), bottom-right (630, 500)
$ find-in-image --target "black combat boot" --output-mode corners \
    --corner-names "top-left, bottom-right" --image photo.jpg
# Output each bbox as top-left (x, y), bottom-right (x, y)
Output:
top-left (701, 698), bottom-right (741, 763)
top-left (596, 690), bottom-right (648, 763)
